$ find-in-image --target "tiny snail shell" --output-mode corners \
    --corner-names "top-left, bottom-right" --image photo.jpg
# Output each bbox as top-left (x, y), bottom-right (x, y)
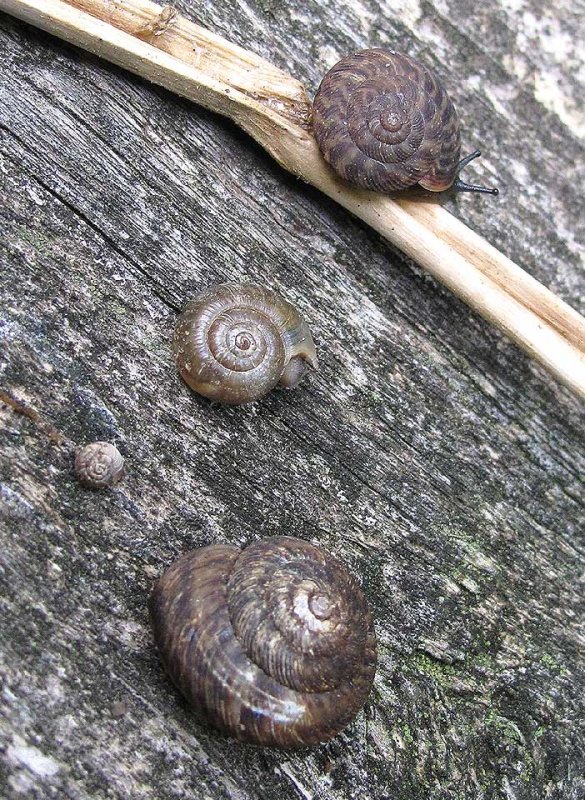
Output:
top-left (74, 442), bottom-right (125, 489)
top-left (313, 49), bottom-right (498, 195)
top-left (173, 283), bottom-right (318, 405)
top-left (149, 536), bottom-right (377, 747)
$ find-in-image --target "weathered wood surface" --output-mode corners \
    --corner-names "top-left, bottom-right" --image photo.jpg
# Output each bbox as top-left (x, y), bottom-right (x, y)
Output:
top-left (0, 0), bottom-right (583, 798)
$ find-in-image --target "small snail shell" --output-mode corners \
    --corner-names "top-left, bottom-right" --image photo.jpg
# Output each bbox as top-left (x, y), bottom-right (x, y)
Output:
top-left (313, 49), bottom-right (497, 195)
top-left (74, 442), bottom-right (125, 488)
top-left (173, 283), bottom-right (318, 405)
top-left (149, 536), bottom-right (377, 747)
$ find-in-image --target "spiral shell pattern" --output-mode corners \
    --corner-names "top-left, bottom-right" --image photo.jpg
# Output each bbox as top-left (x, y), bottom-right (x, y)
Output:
top-left (149, 537), bottom-right (377, 747)
top-left (313, 49), bottom-right (462, 192)
top-left (74, 442), bottom-right (125, 489)
top-left (173, 284), bottom-right (318, 405)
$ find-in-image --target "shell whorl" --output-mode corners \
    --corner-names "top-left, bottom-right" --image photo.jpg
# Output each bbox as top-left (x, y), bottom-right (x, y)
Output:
top-left (173, 283), bottom-right (318, 405)
top-left (74, 442), bottom-right (125, 489)
top-left (149, 537), bottom-right (377, 747)
top-left (313, 48), bottom-right (462, 192)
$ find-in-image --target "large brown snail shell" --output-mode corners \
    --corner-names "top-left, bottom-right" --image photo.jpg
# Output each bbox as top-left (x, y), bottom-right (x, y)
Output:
top-left (149, 536), bottom-right (377, 747)
top-left (173, 283), bottom-right (318, 405)
top-left (312, 49), bottom-right (497, 195)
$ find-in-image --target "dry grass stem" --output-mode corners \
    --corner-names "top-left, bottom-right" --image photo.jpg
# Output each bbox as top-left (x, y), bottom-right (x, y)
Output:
top-left (3, 0), bottom-right (584, 397)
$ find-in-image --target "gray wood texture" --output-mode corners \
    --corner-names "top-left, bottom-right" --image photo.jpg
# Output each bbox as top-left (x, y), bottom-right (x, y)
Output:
top-left (1, 0), bottom-right (584, 798)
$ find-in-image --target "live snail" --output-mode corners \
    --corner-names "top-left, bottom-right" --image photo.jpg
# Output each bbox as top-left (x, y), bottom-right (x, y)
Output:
top-left (312, 49), bottom-right (498, 196)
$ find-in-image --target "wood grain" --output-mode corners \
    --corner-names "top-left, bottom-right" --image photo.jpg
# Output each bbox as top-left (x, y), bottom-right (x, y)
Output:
top-left (0, 0), bottom-right (583, 798)
top-left (3, 0), bottom-right (584, 396)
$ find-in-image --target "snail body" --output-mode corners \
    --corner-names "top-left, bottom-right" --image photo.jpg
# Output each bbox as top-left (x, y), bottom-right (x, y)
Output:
top-left (149, 536), bottom-right (377, 747)
top-left (74, 442), bottom-right (124, 488)
top-left (173, 283), bottom-right (318, 405)
top-left (313, 49), bottom-right (497, 195)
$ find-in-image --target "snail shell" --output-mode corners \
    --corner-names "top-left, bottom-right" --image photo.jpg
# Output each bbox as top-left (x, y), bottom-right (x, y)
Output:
top-left (74, 441), bottom-right (125, 488)
top-left (313, 49), bottom-right (497, 194)
top-left (173, 283), bottom-right (318, 405)
top-left (149, 536), bottom-right (377, 747)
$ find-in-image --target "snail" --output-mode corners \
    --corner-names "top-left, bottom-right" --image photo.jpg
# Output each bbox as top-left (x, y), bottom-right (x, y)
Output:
top-left (173, 283), bottom-right (318, 405)
top-left (149, 536), bottom-right (377, 747)
top-left (312, 48), bottom-right (498, 195)
top-left (74, 441), bottom-right (125, 488)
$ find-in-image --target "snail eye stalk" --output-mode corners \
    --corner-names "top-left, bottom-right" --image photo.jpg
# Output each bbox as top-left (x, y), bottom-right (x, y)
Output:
top-left (454, 150), bottom-right (499, 195)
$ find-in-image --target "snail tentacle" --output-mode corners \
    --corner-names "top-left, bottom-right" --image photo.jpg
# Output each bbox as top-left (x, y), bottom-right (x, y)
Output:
top-left (453, 150), bottom-right (499, 195)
